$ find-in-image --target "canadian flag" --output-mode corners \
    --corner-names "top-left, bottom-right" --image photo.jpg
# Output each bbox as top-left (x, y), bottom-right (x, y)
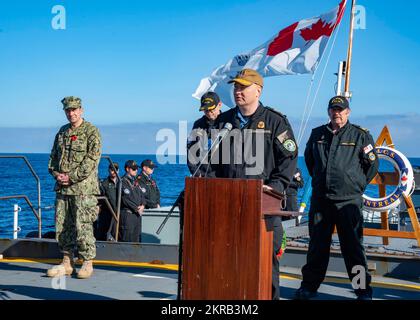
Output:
top-left (193, 0), bottom-right (347, 107)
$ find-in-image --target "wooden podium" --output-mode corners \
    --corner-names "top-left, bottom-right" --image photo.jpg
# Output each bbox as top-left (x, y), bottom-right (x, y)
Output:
top-left (180, 177), bottom-right (287, 300)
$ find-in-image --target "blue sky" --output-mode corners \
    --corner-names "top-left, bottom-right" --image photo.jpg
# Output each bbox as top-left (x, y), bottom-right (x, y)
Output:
top-left (0, 0), bottom-right (419, 154)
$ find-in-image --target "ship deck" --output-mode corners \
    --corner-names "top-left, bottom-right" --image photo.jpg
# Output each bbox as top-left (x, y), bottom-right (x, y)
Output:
top-left (0, 208), bottom-right (419, 300)
top-left (0, 258), bottom-right (419, 300)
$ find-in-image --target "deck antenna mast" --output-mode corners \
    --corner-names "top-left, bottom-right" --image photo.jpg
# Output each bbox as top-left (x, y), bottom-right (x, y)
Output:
top-left (336, 0), bottom-right (356, 97)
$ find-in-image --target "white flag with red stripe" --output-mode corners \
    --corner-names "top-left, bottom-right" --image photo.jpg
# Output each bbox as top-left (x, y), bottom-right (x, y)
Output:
top-left (193, 0), bottom-right (347, 107)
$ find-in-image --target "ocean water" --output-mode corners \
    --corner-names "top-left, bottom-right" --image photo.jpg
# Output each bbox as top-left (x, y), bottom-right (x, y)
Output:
top-left (0, 153), bottom-right (189, 238)
top-left (0, 153), bottom-right (419, 238)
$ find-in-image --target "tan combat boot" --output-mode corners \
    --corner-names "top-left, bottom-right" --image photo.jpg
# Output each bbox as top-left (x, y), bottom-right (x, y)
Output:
top-left (77, 260), bottom-right (93, 279)
top-left (46, 253), bottom-right (74, 277)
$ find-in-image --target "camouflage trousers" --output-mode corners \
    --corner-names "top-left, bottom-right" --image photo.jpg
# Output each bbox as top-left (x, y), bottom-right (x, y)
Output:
top-left (55, 194), bottom-right (99, 260)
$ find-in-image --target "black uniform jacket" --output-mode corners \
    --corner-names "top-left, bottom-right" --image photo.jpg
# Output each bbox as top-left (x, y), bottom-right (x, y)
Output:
top-left (286, 168), bottom-right (304, 196)
top-left (100, 176), bottom-right (118, 211)
top-left (137, 172), bottom-right (160, 209)
top-left (210, 103), bottom-right (298, 194)
top-left (305, 121), bottom-right (379, 200)
top-left (121, 174), bottom-right (146, 214)
top-left (187, 115), bottom-right (218, 176)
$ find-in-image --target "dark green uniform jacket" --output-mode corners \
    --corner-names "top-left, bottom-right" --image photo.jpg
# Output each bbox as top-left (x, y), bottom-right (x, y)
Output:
top-left (137, 172), bottom-right (161, 209)
top-left (305, 121), bottom-right (379, 200)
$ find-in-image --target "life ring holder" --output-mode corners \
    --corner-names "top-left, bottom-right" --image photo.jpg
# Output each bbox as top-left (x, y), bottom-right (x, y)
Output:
top-left (363, 146), bottom-right (414, 211)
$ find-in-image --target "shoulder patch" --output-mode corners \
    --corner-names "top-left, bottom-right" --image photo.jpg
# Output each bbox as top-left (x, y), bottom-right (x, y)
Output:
top-left (283, 139), bottom-right (297, 152)
top-left (277, 130), bottom-right (290, 143)
top-left (368, 152), bottom-right (376, 161)
top-left (363, 144), bottom-right (373, 154)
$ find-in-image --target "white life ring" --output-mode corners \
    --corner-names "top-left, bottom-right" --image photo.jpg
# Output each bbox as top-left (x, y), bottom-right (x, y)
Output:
top-left (363, 146), bottom-right (414, 211)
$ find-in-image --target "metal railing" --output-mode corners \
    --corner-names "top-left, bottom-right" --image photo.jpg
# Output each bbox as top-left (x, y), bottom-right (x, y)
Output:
top-left (0, 156), bottom-right (42, 238)
top-left (0, 155), bottom-right (125, 241)
top-left (100, 156), bottom-right (122, 241)
top-left (96, 196), bottom-right (118, 241)
top-left (0, 195), bottom-right (42, 238)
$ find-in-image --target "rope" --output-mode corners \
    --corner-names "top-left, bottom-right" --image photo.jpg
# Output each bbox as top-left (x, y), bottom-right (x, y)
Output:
top-left (408, 180), bottom-right (416, 197)
top-left (296, 75), bottom-right (315, 145)
top-left (296, 5), bottom-right (345, 146)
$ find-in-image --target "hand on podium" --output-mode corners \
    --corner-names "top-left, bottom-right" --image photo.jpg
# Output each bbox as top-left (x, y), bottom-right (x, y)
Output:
top-left (263, 185), bottom-right (273, 192)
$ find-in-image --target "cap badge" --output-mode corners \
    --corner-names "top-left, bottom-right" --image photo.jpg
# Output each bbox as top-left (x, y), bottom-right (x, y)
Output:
top-left (204, 98), bottom-right (214, 104)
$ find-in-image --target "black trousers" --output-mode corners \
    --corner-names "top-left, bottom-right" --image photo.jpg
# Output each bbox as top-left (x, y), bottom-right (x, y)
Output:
top-left (270, 217), bottom-right (284, 300)
top-left (285, 189), bottom-right (298, 212)
top-left (301, 197), bottom-right (372, 297)
top-left (94, 209), bottom-right (113, 241)
top-left (119, 209), bottom-right (142, 242)
top-left (284, 190), bottom-right (298, 221)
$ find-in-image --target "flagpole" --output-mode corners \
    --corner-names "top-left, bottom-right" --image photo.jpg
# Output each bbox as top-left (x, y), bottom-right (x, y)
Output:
top-left (344, 0), bottom-right (356, 97)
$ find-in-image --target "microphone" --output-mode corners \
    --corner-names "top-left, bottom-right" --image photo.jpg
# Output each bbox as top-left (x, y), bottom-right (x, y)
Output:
top-left (192, 122), bottom-right (233, 177)
top-left (214, 122), bottom-right (233, 142)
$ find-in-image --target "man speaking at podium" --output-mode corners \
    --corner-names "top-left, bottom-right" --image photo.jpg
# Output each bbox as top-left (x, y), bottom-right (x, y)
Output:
top-left (210, 69), bottom-right (298, 300)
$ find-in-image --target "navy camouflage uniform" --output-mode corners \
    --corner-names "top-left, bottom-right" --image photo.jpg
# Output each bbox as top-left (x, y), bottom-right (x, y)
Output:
top-left (48, 111), bottom-right (102, 261)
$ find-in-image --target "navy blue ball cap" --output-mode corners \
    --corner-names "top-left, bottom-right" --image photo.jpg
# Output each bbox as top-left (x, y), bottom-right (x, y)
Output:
top-left (141, 159), bottom-right (157, 169)
top-left (328, 96), bottom-right (349, 109)
top-left (199, 91), bottom-right (220, 111)
top-left (124, 160), bottom-right (138, 170)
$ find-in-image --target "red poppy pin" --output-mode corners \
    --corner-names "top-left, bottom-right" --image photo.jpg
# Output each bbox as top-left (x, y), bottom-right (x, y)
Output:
top-left (70, 135), bottom-right (78, 141)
